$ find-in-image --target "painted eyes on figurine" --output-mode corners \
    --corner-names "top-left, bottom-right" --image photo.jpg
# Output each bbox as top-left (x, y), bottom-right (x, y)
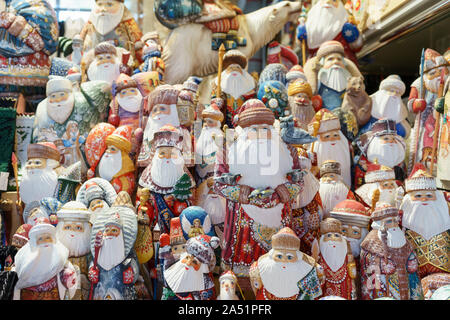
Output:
top-left (286, 254), bottom-right (294, 260)
top-left (276, 254), bottom-right (283, 260)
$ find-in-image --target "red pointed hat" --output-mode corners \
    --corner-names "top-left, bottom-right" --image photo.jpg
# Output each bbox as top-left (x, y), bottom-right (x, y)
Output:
top-left (13, 224), bottom-right (32, 242)
top-left (330, 199), bottom-right (371, 227)
top-left (169, 217), bottom-right (185, 246)
top-left (85, 123), bottom-right (116, 178)
top-left (106, 125), bottom-right (133, 153)
top-left (405, 163), bottom-right (436, 192)
top-left (235, 99), bottom-right (275, 128)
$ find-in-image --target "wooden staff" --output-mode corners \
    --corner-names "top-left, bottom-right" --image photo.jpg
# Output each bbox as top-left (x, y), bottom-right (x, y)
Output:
top-left (430, 68), bottom-right (446, 175)
top-left (409, 48), bottom-right (425, 173)
top-left (11, 152), bottom-right (22, 216)
top-left (216, 44), bottom-right (226, 98)
top-left (302, 39), bottom-right (306, 67)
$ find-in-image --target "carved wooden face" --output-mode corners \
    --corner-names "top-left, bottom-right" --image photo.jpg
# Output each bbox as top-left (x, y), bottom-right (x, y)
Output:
top-left (341, 225), bottom-right (362, 240)
top-left (322, 232), bottom-right (343, 242)
top-left (318, 130), bottom-right (340, 142)
top-left (246, 125), bottom-right (272, 140)
top-left (25, 158), bottom-right (47, 170)
top-left (347, 77), bottom-right (365, 92)
top-left (272, 249), bottom-right (298, 263)
top-left (95, 0), bottom-right (122, 15)
top-left (409, 190), bottom-right (436, 202)
top-left (48, 91), bottom-right (70, 103)
top-left (321, 0), bottom-right (340, 9)
top-left (104, 225), bottom-right (121, 238)
top-left (89, 199), bottom-right (106, 212)
top-left (323, 53), bottom-right (345, 69)
top-left (36, 233), bottom-right (54, 246)
top-left (96, 53), bottom-right (116, 66)
top-left (181, 254), bottom-right (201, 271)
top-left (62, 222), bottom-right (85, 233)
top-left (157, 147), bottom-right (179, 159)
top-left (379, 180), bottom-right (397, 190)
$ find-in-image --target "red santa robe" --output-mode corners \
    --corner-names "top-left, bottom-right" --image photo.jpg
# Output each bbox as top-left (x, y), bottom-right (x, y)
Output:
top-left (213, 145), bottom-right (304, 276)
top-left (318, 253), bottom-right (355, 300)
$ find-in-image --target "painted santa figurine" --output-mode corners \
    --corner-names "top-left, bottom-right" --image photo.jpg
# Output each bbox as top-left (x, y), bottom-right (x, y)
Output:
top-left (214, 99), bottom-right (305, 276)
top-left (163, 235), bottom-right (220, 300)
top-left (291, 155), bottom-right (324, 255)
top-left (408, 48), bottom-right (449, 172)
top-left (304, 40), bottom-right (362, 111)
top-left (211, 50), bottom-right (256, 128)
top-left (317, 218), bottom-right (357, 300)
top-left (287, 80), bottom-right (316, 130)
top-left (33, 76), bottom-right (111, 166)
top-left (138, 125), bottom-right (194, 235)
top-left (355, 163), bottom-right (404, 208)
top-left (360, 203), bottom-right (423, 300)
top-left (139, 85), bottom-right (194, 168)
top-left (56, 201), bottom-right (92, 300)
top-left (355, 119), bottom-right (407, 188)
top-left (308, 109), bottom-right (353, 187)
top-left (110, 73), bottom-right (143, 133)
top-left (19, 142), bottom-right (62, 206)
top-left (217, 270), bottom-right (240, 300)
top-left (13, 221), bottom-right (78, 300)
top-left (296, 0), bottom-right (363, 64)
top-left (330, 200), bottom-right (371, 260)
top-left (96, 125), bottom-right (135, 195)
top-left (83, 42), bottom-right (125, 84)
top-left (79, 0), bottom-right (143, 62)
top-left (76, 178), bottom-right (118, 224)
top-left (249, 227), bottom-right (322, 300)
top-left (195, 102), bottom-right (224, 184)
top-left (138, 31), bottom-right (165, 80)
top-left (400, 164), bottom-right (450, 278)
top-left (318, 160), bottom-right (355, 218)
top-left (360, 75), bottom-right (411, 138)
top-left (88, 192), bottom-right (139, 300)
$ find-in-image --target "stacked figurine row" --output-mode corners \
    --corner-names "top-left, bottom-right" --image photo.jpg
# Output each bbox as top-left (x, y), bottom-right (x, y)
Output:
top-left (0, 0), bottom-right (448, 301)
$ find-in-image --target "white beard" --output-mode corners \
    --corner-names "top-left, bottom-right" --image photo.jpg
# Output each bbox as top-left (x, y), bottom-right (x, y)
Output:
top-left (306, 1), bottom-right (348, 49)
top-left (97, 233), bottom-right (126, 271)
top-left (346, 233), bottom-right (367, 258)
top-left (320, 237), bottom-right (348, 272)
top-left (46, 94), bottom-right (75, 124)
top-left (294, 170), bottom-right (320, 208)
top-left (371, 91), bottom-right (407, 123)
top-left (90, 4), bottom-right (124, 36)
top-left (228, 130), bottom-right (293, 227)
top-left (378, 227), bottom-right (406, 249)
top-left (14, 241), bottom-right (69, 289)
top-left (367, 136), bottom-right (406, 168)
top-left (117, 93), bottom-right (143, 113)
top-left (20, 167), bottom-right (58, 205)
top-left (164, 252), bottom-right (210, 293)
top-left (87, 61), bottom-right (121, 84)
top-left (228, 129), bottom-right (293, 190)
top-left (219, 281), bottom-right (238, 300)
top-left (98, 151), bottom-right (122, 182)
top-left (289, 99), bottom-right (315, 128)
top-left (219, 69), bottom-right (255, 99)
top-left (319, 179), bottom-right (349, 217)
top-left (56, 223), bottom-right (91, 257)
top-left (318, 66), bottom-right (351, 92)
top-left (143, 104), bottom-right (180, 143)
top-left (196, 126), bottom-right (222, 161)
top-left (258, 250), bottom-right (312, 298)
top-left (150, 151), bottom-right (184, 188)
top-left (400, 192), bottom-right (450, 240)
top-left (425, 76), bottom-right (441, 93)
top-left (313, 132), bottom-right (351, 186)
top-left (202, 194), bottom-right (227, 225)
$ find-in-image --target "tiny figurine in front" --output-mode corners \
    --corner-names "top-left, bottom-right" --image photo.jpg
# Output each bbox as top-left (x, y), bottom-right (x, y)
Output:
top-left (217, 271), bottom-right (239, 300)
top-left (14, 221), bottom-right (78, 300)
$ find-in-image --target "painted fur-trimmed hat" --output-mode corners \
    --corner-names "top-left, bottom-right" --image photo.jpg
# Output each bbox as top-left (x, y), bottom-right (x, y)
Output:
top-left (27, 142), bottom-right (60, 162)
top-left (152, 124), bottom-right (183, 150)
top-left (364, 163), bottom-right (396, 183)
top-left (94, 42), bottom-right (117, 56)
top-left (57, 201), bottom-right (90, 222)
top-left (356, 118), bottom-right (403, 154)
top-left (371, 202), bottom-right (399, 222)
top-left (379, 75), bottom-right (406, 95)
top-left (320, 160), bottom-right (341, 177)
top-left (235, 99), bottom-right (275, 128)
top-left (405, 163), bottom-right (437, 192)
top-left (222, 50), bottom-right (247, 70)
top-left (185, 234), bottom-right (220, 265)
top-left (308, 109), bottom-right (340, 136)
top-left (330, 200), bottom-right (371, 228)
top-left (287, 79), bottom-right (312, 98)
top-left (271, 227), bottom-right (300, 251)
top-left (114, 73), bottom-right (138, 94)
top-left (106, 125), bottom-right (133, 154)
top-left (320, 218), bottom-right (342, 235)
top-left (202, 103), bottom-right (224, 122)
top-left (317, 41), bottom-right (345, 60)
top-left (286, 65), bottom-right (307, 84)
